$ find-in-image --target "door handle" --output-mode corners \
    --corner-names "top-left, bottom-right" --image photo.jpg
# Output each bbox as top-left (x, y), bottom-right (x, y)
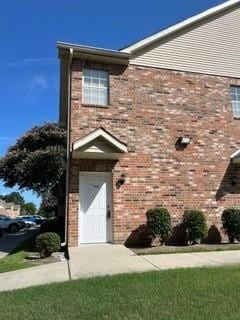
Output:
top-left (107, 206), bottom-right (111, 219)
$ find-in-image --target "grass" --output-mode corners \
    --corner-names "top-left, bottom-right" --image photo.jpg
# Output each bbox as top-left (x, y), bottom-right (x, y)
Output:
top-left (132, 243), bottom-right (240, 255)
top-left (1, 267), bottom-right (240, 319)
top-left (0, 236), bottom-right (40, 273)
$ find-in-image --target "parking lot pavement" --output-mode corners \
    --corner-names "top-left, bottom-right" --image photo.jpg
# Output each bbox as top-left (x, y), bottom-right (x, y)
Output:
top-left (0, 227), bottom-right (39, 259)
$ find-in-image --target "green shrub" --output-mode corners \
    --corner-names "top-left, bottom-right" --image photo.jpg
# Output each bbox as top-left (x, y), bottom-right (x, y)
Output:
top-left (40, 217), bottom-right (64, 241)
top-left (125, 224), bottom-right (152, 248)
top-left (166, 223), bottom-right (188, 246)
top-left (35, 232), bottom-right (61, 258)
top-left (147, 208), bottom-right (171, 245)
top-left (221, 208), bottom-right (240, 243)
top-left (182, 210), bottom-right (207, 245)
top-left (205, 225), bottom-right (222, 244)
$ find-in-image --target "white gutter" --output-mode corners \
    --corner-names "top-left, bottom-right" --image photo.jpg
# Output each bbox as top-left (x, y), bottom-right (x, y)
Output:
top-left (57, 41), bottom-right (130, 59)
top-left (61, 47), bottom-right (73, 247)
top-left (231, 149), bottom-right (240, 159)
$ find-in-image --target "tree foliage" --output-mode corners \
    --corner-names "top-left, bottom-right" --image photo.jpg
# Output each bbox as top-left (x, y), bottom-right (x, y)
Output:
top-left (22, 202), bottom-right (37, 215)
top-left (39, 193), bottom-right (58, 216)
top-left (0, 192), bottom-right (24, 207)
top-left (0, 123), bottom-right (66, 214)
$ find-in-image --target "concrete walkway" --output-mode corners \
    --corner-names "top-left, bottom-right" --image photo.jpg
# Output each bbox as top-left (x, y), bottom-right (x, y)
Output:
top-left (1, 245), bottom-right (240, 292)
top-left (0, 261), bottom-right (69, 292)
top-left (68, 246), bottom-right (240, 278)
top-left (141, 250), bottom-right (240, 270)
top-left (68, 245), bottom-right (155, 279)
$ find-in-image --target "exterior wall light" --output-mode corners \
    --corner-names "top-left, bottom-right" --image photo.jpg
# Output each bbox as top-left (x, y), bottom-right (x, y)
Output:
top-left (175, 136), bottom-right (191, 150)
top-left (116, 174), bottom-right (126, 189)
top-left (180, 137), bottom-right (191, 145)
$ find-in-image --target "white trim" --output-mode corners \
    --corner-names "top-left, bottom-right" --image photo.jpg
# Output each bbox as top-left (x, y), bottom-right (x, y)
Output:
top-left (80, 172), bottom-right (112, 176)
top-left (73, 128), bottom-right (127, 153)
top-left (57, 41), bottom-right (130, 58)
top-left (78, 172), bottom-right (113, 245)
top-left (231, 149), bottom-right (240, 159)
top-left (82, 68), bottom-right (109, 106)
top-left (121, 0), bottom-right (240, 53)
top-left (231, 86), bottom-right (240, 118)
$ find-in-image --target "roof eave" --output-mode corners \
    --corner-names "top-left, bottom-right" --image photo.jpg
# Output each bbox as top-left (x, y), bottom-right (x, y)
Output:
top-left (121, 0), bottom-right (240, 53)
top-left (57, 42), bottom-right (130, 65)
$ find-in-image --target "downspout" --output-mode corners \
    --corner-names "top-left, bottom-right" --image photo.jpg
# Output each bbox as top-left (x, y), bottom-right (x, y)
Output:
top-left (61, 47), bottom-right (73, 247)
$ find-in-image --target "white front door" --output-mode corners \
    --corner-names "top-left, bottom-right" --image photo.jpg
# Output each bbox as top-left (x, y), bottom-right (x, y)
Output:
top-left (79, 173), bottom-right (112, 244)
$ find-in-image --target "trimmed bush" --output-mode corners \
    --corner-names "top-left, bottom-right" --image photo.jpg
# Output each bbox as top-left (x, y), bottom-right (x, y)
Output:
top-left (125, 224), bottom-right (152, 248)
top-left (35, 232), bottom-right (61, 258)
top-left (182, 210), bottom-right (207, 245)
top-left (222, 208), bottom-right (240, 243)
top-left (205, 225), bottom-right (222, 244)
top-left (166, 223), bottom-right (188, 246)
top-left (147, 208), bottom-right (171, 245)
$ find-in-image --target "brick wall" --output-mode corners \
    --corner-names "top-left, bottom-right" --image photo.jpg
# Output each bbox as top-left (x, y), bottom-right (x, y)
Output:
top-left (0, 206), bottom-right (6, 215)
top-left (0, 201), bottom-right (20, 218)
top-left (68, 59), bottom-right (240, 246)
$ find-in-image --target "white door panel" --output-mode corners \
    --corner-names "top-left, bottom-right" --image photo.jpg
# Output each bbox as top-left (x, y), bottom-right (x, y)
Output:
top-left (79, 173), bottom-right (111, 244)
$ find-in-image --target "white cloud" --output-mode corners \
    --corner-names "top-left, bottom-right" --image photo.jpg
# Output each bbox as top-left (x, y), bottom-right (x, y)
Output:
top-left (0, 58), bottom-right (57, 68)
top-left (0, 137), bottom-right (16, 140)
top-left (31, 74), bottom-right (48, 92)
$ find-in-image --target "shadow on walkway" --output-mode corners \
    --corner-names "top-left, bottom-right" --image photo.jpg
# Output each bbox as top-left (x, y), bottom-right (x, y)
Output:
top-left (0, 227), bottom-right (39, 258)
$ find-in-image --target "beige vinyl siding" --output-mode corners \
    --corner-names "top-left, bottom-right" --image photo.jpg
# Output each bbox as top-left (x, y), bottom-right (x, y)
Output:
top-left (130, 5), bottom-right (240, 78)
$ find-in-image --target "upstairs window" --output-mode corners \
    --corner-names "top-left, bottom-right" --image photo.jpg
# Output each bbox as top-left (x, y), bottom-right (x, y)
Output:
top-left (231, 86), bottom-right (240, 118)
top-left (82, 69), bottom-right (109, 106)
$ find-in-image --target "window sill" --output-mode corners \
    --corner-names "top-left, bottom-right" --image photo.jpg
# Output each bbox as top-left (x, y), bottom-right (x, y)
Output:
top-left (233, 117), bottom-right (240, 120)
top-left (82, 103), bottom-right (110, 109)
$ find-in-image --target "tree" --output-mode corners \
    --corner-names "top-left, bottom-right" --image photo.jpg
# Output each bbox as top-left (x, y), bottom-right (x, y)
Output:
top-left (39, 193), bottom-right (58, 216)
top-left (0, 123), bottom-right (66, 215)
top-left (0, 192), bottom-right (25, 207)
top-left (22, 202), bottom-right (37, 215)
top-left (38, 205), bottom-right (55, 219)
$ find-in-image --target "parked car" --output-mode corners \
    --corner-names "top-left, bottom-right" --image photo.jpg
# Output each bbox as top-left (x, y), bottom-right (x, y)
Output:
top-left (32, 215), bottom-right (46, 225)
top-left (21, 215), bottom-right (45, 225)
top-left (16, 217), bottom-right (36, 228)
top-left (0, 215), bottom-right (25, 233)
top-left (14, 219), bottom-right (26, 230)
top-left (0, 227), bottom-right (3, 238)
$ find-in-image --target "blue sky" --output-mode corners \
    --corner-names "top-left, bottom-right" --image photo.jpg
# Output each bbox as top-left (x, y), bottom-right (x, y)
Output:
top-left (0, 0), bottom-right (226, 206)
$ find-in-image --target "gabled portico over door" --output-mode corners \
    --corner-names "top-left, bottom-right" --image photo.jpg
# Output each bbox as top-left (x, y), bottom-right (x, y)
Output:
top-left (72, 128), bottom-right (127, 160)
top-left (72, 128), bottom-right (127, 245)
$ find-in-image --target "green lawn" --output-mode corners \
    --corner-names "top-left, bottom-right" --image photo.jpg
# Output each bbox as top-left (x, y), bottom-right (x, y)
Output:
top-left (1, 267), bottom-right (240, 319)
top-left (0, 236), bottom-right (39, 273)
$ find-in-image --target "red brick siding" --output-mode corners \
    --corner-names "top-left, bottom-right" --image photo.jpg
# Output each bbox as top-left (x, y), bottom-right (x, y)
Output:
top-left (67, 60), bottom-right (240, 246)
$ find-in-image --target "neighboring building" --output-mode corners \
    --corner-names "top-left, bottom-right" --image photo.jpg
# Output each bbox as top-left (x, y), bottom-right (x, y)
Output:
top-left (58, 0), bottom-right (240, 247)
top-left (0, 199), bottom-right (21, 218)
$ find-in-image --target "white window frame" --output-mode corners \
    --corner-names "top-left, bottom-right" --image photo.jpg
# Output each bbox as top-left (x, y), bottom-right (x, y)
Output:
top-left (230, 86), bottom-right (240, 119)
top-left (82, 68), bottom-right (109, 106)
